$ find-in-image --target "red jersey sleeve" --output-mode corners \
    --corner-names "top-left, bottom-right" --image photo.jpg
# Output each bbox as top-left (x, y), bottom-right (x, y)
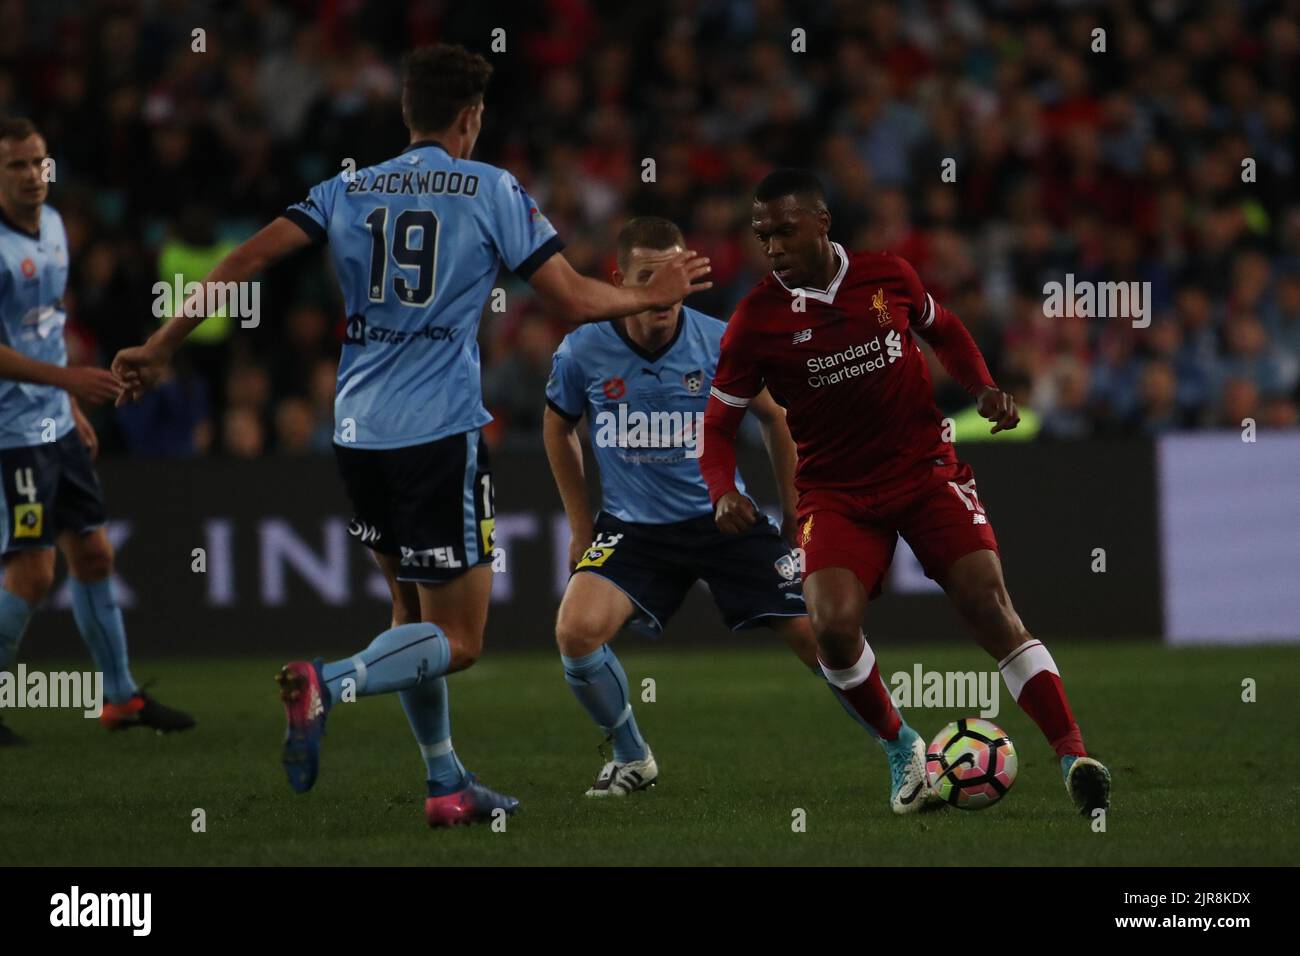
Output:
top-left (709, 316), bottom-right (763, 408)
top-left (894, 255), bottom-right (997, 397)
top-left (700, 314), bottom-right (761, 507)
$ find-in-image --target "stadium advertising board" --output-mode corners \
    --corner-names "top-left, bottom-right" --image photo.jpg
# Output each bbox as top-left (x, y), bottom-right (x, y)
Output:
top-left (1158, 433), bottom-right (1300, 645)
top-left (13, 443), bottom-right (1162, 657)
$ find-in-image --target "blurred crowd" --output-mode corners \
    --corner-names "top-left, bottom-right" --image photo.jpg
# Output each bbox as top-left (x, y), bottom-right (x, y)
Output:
top-left (4, 0), bottom-right (1298, 457)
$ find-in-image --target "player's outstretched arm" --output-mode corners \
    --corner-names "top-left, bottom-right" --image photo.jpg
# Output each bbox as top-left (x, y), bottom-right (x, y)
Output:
top-left (113, 217), bottom-right (315, 404)
top-left (0, 343), bottom-right (120, 404)
top-left (527, 250), bottom-right (711, 324)
top-left (542, 405), bottom-right (595, 568)
top-left (750, 388), bottom-right (799, 543)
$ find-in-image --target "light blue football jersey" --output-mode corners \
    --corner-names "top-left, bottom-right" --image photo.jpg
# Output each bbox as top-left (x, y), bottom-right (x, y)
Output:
top-left (0, 205), bottom-right (73, 450)
top-left (546, 306), bottom-right (748, 524)
top-left (285, 140), bottom-right (562, 449)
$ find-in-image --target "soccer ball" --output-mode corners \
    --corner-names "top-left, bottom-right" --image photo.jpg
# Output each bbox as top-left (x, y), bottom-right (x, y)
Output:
top-left (925, 718), bottom-right (1018, 810)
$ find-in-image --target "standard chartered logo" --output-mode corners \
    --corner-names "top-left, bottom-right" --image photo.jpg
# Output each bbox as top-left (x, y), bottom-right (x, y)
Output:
top-left (593, 405), bottom-right (706, 459)
top-left (806, 331), bottom-right (902, 387)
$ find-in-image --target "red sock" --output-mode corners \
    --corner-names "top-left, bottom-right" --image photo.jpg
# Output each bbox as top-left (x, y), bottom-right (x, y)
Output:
top-left (999, 641), bottom-right (1086, 757)
top-left (820, 644), bottom-right (902, 741)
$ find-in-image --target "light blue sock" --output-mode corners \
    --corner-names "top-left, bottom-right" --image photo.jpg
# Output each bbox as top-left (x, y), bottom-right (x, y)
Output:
top-left (320, 622), bottom-right (451, 700)
top-left (562, 646), bottom-right (647, 763)
top-left (69, 578), bottom-right (137, 704)
top-left (0, 589), bottom-right (34, 672)
top-left (399, 677), bottom-right (468, 795)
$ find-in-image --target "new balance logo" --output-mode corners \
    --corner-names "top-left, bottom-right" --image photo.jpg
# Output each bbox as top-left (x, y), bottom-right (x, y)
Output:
top-left (792, 328), bottom-right (812, 344)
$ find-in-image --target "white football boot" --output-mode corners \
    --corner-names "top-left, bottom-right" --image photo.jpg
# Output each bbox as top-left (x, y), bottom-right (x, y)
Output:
top-left (585, 749), bottom-right (659, 797)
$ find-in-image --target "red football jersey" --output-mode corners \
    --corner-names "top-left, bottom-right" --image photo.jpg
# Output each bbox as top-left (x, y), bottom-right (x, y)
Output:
top-left (710, 243), bottom-right (994, 495)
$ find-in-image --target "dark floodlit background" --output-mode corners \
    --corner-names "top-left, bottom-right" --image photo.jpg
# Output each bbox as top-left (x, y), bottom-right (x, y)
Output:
top-left (5, 0), bottom-right (1298, 459)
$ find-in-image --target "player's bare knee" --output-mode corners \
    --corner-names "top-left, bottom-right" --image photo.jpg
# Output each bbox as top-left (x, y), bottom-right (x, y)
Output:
top-left (445, 634), bottom-right (482, 672)
top-left (71, 549), bottom-right (113, 583)
top-left (555, 610), bottom-right (610, 657)
top-left (808, 602), bottom-right (860, 650)
top-left (6, 557), bottom-right (55, 604)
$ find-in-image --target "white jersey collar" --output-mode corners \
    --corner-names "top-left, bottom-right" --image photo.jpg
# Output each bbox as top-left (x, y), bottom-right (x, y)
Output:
top-left (772, 241), bottom-right (848, 305)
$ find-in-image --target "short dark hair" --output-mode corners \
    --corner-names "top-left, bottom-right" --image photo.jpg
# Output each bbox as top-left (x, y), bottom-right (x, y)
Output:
top-left (0, 117), bottom-right (40, 144)
top-left (402, 44), bottom-right (493, 133)
top-left (617, 216), bottom-right (685, 268)
top-left (754, 167), bottom-right (826, 209)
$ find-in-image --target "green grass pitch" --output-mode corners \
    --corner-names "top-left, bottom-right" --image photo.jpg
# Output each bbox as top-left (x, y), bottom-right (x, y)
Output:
top-left (2, 641), bottom-right (1296, 866)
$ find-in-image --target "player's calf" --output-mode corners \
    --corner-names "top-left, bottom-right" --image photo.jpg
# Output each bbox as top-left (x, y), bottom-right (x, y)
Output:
top-left (555, 573), bottom-right (654, 794)
top-left (945, 553), bottom-right (1099, 808)
top-left (560, 645), bottom-right (650, 784)
top-left (998, 639), bottom-right (1086, 755)
top-left (808, 580), bottom-right (904, 742)
top-left (770, 615), bottom-right (821, 670)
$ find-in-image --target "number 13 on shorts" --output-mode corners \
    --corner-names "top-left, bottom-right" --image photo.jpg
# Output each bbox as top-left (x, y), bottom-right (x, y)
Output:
top-left (477, 472), bottom-right (496, 554)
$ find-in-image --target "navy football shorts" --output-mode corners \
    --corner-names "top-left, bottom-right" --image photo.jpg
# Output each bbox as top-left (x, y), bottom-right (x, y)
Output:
top-left (572, 511), bottom-right (806, 635)
top-left (333, 429), bottom-right (495, 584)
top-left (0, 431), bottom-right (106, 555)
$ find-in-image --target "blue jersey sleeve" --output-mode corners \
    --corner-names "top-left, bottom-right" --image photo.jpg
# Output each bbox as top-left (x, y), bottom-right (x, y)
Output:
top-left (487, 170), bottom-right (563, 280)
top-left (282, 178), bottom-right (335, 245)
top-left (545, 337), bottom-right (585, 422)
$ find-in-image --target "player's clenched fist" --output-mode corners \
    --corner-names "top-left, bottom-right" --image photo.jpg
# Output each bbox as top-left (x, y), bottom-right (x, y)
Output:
top-left (714, 490), bottom-right (759, 535)
top-left (976, 386), bottom-right (1020, 434)
top-left (111, 343), bottom-right (170, 406)
top-left (644, 250), bottom-right (712, 309)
